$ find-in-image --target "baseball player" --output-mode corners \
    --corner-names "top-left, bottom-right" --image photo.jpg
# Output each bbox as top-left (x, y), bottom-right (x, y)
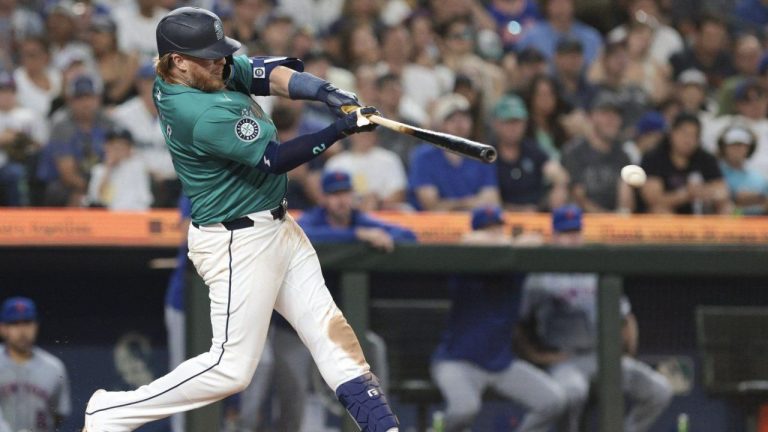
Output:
top-left (431, 206), bottom-right (567, 432)
top-left (0, 297), bottom-right (71, 432)
top-left (83, 7), bottom-right (398, 432)
top-left (517, 205), bottom-right (673, 432)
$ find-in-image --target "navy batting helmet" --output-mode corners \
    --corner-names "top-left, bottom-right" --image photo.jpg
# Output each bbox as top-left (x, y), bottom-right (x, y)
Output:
top-left (156, 7), bottom-right (240, 59)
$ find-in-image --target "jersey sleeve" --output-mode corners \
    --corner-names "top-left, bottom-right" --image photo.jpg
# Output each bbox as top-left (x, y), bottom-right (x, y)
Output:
top-left (228, 55), bottom-right (304, 96)
top-left (193, 107), bottom-right (272, 167)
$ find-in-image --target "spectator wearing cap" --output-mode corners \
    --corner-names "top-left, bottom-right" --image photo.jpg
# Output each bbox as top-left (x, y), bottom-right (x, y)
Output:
top-left (0, 71), bottom-right (48, 206)
top-left (299, 170), bottom-right (416, 251)
top-left (715, 34), bottom-right (764, 117)
top-left (325, 122), bottom-right (408, 211)
top-left (517, 205), bottom-right (672, 432)
top-left (36, 73), bottom-right (114, 207)
top-left (624, 111), bottom-right (666, 165)
top-left (669, 13), bottom-right (735, 90)
top-left (493, 94), bottom-right (568, 212)
top-left (45, 2), bottom-right (96, 72)
top-left (641, 113), bottom-right (732, 214)
top-left (507, 47), bottom-right (549, 93)
top-left (552, 37), bottom-right (597, 110)
top-left (431, 205), bottom-right (567, 432)
top-left (112, 62), bottom-right (179, 207)
top-left (409, 93), bottom-right (500, 211)
top-left (588, 40), bottom-right (651, 135)
top-left (88, 15), bottom-right (139, 106)
top-left (86, 127), bottom-right (152, 210)
top-left (716, 124), bottom-right (768, 214)
top-left (13, 36), bottom-right (63, 118)
top-left (702, 78), bottom-right (768, 176)
top-left (562, 93), bottom-right (635, 213)
top-left (113, 0), bottom-right (168, 63)
top-left (517, 0), bottom-right (603, 66)
top-left (607, 0), bottom-right (684, 66)
top-left (675, 69), bottom-right (712, 118)
top-left (0, 296), bottom-right (71, 432)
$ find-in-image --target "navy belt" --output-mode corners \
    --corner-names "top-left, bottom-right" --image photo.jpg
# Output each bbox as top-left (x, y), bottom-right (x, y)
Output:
top-left (193, 198), bottom-right (287, 230)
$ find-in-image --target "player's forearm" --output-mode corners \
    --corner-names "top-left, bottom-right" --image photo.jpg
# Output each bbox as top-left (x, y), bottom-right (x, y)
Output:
top-left (268, 66), bottom-right (294, 98)
top-left (258, 124), bottom-right (343, 174)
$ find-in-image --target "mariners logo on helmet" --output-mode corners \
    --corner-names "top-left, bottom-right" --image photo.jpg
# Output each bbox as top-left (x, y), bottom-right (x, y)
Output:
top-left (235, 117), bottom-right (260, 142)
top-left (214, 20), bottom-right (224, 40)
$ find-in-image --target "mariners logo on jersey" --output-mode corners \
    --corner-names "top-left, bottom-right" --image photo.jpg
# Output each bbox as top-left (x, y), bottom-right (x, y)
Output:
top-left (235, 116), bottom-right (260, 142)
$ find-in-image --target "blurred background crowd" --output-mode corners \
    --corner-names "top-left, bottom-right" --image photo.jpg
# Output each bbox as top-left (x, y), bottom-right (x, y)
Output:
top-left (3, 0), bottom-right (768, 215)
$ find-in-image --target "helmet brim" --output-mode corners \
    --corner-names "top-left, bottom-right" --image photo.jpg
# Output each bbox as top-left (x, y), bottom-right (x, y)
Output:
top-left (182, 36), bottom-right (241, 59)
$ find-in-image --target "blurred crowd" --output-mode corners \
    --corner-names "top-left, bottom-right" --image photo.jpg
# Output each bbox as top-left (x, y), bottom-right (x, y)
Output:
top-left (1, 0), bottom-right (768, 215)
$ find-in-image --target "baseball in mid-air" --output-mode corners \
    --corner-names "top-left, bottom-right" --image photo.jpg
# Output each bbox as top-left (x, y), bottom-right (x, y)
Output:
top-left (621, 165), bottom-right (647, 187)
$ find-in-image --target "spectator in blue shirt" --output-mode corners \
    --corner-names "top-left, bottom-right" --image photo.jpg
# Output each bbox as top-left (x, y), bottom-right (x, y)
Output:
top-left (299, 170), bottom-right (417, 252)
top-left (36, 73), bottom-right (113, 206)
top-left (431, 205), bottom-right (566, 432)
top-left (409, 94), bottom-right (500, 211)
top-left (485, 0), bottom-right (541, 51)
top-left (717, 124), bottom-right (768, 214)
top-left (735, 0), bottom-right (768, 36)
top-left (517, 0), bottom-right (603, 66)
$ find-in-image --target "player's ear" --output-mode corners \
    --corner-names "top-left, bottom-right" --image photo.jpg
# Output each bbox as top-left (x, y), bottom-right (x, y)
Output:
top-left (171, 53), bottom-right (189, 73)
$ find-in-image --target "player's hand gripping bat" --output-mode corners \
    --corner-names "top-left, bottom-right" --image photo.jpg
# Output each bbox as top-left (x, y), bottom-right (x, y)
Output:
top-left (343, 106), bottom-right (498, 163)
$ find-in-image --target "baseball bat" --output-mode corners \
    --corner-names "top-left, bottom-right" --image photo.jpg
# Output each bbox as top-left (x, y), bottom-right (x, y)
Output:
top-left (368, 114), bottom-right (497, 163)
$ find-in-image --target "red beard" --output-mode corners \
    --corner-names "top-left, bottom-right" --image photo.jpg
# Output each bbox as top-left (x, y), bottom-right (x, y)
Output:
top-left (188, 66), bottom-right (225, 92)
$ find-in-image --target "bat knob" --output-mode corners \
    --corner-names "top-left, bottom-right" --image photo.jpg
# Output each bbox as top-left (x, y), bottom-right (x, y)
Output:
top-left (481, 147), bottom-right (498, 163)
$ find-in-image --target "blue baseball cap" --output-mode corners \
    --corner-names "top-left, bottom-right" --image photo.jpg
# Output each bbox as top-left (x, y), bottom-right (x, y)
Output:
top-left (1, 297), bottom-right (37, 323)
top-left (322, 171), bottom-right (353, 194)
top-left (552, 205), bottom-right (583, 233)
top-left (471, 205), bottom-right (504, 230)
top-left (635, 111), bottom-right (666, 136)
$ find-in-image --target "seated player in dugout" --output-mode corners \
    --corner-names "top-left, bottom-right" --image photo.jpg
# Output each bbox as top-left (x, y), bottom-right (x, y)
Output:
top-left (431, 205), bottom-right (567, 432)
top-left (515, 205), bottom-right (673, 432)
top-left (83, 7), bottom-right (400, 432)
top-left (299, 170), bottom-right (417, 252)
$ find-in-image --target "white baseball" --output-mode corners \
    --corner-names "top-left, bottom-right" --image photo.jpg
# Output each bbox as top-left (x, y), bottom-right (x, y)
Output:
top-left (621, 165), bottom-right (647, 187)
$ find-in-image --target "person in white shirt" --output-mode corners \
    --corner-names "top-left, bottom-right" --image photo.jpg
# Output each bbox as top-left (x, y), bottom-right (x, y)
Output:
top-left (0, 71), bottom-right (47, 206)
top-left (110, 62), bottom-right (178, 206)
top-left (87, 127), bottom-right (152, 210)
top-left (607, 0), bottom-right (683, 66)
top-left (325, 131), bottom-right (408, 210)
top-left (13, 36), bottom-right (62, 118)
top-left (113, 0), bottom-right (168, 63)
top-left (702, 79), bottom-right (768, 175)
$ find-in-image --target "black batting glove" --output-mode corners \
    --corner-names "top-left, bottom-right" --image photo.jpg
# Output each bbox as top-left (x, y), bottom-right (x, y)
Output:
top-left (317, 82), bottom-right (362, 118)
top-left (334, 106), bottom-right (379, 136)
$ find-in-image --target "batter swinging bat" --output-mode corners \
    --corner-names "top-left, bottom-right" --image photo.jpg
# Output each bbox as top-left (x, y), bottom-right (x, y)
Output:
top-left (345, 107), bottom-right (498, 163)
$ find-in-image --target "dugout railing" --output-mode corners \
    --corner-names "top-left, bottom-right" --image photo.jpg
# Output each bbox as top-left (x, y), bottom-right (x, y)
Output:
top-left (185, 243), bottom-right (768, 432)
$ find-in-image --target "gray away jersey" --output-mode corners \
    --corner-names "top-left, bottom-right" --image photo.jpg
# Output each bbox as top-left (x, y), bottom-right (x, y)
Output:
top-left (0, 346), bottom-right (71, 432)
top-left (520, 273), bottom-right (631, 353)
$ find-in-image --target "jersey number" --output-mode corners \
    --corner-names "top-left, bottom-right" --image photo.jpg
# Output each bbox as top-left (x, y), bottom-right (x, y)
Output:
top-left (312, 144), bottom-right (326, 155)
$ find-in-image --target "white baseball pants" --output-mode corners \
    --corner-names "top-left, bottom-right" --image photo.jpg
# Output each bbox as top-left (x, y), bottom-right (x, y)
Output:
top-left (85, 211), bottom-right (370, 431)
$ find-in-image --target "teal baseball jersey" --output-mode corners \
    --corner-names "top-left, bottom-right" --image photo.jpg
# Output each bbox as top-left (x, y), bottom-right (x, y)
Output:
top-left (154, 56), bottom-right (285, 225)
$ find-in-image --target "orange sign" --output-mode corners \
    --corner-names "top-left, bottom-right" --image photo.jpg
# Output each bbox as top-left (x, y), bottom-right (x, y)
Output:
top-left (0, 209), bottom-right (767, 246)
